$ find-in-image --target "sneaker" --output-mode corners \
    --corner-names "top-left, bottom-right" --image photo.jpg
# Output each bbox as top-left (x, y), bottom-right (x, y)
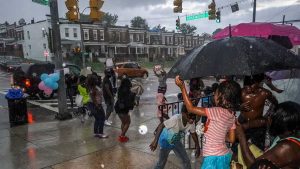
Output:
top-left (118, 136), bottom-right (129, 142)
top-left (94, 134), bottom-right (100, 137)
top-left (107, 120), bottom-right (112, 124)
top-left (105, 120), bottom-right (112, 126)
top-left (98, 134), bottom-right (109, 138)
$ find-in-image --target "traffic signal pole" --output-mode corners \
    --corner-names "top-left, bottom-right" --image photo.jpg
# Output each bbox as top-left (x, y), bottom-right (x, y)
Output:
top-left (80, 23), bottom-right (86, 68)
top-left (49, 0), bottom-right (71, 120)
top-left (252, 0), bottom-right (256, 22)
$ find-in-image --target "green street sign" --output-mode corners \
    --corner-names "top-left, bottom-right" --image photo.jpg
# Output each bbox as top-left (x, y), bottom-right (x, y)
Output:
top-left (186, 11), bottom-right (208, 21)
top-left (32, 0), bottom-right (49, 6)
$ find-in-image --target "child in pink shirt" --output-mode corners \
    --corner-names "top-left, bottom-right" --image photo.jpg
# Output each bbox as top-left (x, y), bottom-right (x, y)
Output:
top-left (175, 76), bottom-right (241, 169)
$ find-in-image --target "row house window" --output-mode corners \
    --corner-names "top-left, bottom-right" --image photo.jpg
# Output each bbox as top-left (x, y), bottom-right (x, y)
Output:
top-left (27, 31), bottom-right (30, 40)
top-left (130, 34), bottom-right (133, 42)
top-left (93, 30), bottom-right (98, 40)
top-left (100, 30), bottom-right (104, 40)
top-left (84, 29), bottom-right (89, 40)
top-left (73, 28), bottom-right (77, 38)
top-left (169, 36), bottom-right (173, 44)
top-left (121, 32), bottom-right (126, 42)
top-left (174, 37), bottom-right (178, 45)
top-left (65, 28), bottom-right (69, 37)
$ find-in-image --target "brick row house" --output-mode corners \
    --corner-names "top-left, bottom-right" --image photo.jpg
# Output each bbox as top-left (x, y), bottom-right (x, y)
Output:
top-left (81, 24), bottom-right (205, 62)
top-left (0, 22), bottom-right (24, 57)
top-left (2, 17), bottom-right (207, 63)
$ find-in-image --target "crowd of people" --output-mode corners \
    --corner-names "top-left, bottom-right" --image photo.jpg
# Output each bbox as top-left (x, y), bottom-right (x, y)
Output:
top-left (66, 58), bottom-right (139, 142)
top-left (150, 72), bottom-right (300, 169)
top-left (66, 60), bottom-right (300, 168)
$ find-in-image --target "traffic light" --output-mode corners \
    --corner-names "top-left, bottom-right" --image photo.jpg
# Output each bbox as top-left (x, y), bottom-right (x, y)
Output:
top-left (176, 17), bottom-right (180, 30)
top-left (65, 0), bottom-right (79, 22)
top-left (73, 47), bottom-right (81, 53)
top-left (216, 10), bottom-right (221, 23)
top-left (90, 0), bottom-right (105, 22)
top-left (173, 0), bottom-right (182, 13)
top-left (208, 0), bottom-right (216, 20)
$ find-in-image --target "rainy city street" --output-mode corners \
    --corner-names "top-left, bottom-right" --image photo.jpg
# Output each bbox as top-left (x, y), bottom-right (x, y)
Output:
top-left (0, 69), bottom-right (214, 169)
top-left (1, 0), bottom-right (300, 168)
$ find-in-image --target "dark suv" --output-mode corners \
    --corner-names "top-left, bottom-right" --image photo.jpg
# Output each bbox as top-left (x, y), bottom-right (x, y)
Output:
top-left (13, 63), bottom-right (80, 99)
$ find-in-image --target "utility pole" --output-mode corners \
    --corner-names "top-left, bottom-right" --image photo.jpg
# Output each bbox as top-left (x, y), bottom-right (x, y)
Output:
top-left (49, 0), bottom-right (71, 120)
top-left (282, 15), bottom-right (286, 24)
top-left (252, 0), bottom-right (256, 22)
top-left (80, 23), bottom-right (86, 68)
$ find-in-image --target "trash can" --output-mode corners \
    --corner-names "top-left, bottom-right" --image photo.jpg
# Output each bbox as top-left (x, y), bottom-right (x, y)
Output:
top-left (5, 88), bottom-right (28, 127)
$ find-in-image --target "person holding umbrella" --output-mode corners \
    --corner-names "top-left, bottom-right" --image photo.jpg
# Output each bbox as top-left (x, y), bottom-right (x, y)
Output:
top-left (175, 76), bottom-right (240, 169)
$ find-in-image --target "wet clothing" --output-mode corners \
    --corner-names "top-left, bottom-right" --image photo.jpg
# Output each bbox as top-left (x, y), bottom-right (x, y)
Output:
top-left (201, 152), bottom-right (232, 169)
top-left (155, 141), bottom-right (191, 169)
top-left (156, 93), bottom-right (168, 118)
top-left (238, 115), bottom-right (267, 150)
top-left (157, 74), bottom-right (167, 88)
top-left (203, 107), bottom-right (236, 157)
top-left (115, 83), bottom-right (135, 115)
top-left (89, 87), bottom-right (103, 107)
top-left (88, 87), bottom-right (105, 135)
top-left (155, 114), bottom-right (195, 169)
top-left (89, 102), bottom-right (105, 134)
top-left (102, 76), bottom-right (113, 103)
top-left (78, 84), bottom-right (90, 105)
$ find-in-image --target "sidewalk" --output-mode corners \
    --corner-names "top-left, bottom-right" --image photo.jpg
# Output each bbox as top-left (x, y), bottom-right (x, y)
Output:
top-left (0, 104), bottom-right (202, 169)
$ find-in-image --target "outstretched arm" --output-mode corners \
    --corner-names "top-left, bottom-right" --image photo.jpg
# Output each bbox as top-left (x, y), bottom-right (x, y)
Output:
top-left (175, 76), bottom-right (206, 116)
top-left (149, 123), bottom-right (165, 151)
top-left (265, 77), bottom-right (283, 93)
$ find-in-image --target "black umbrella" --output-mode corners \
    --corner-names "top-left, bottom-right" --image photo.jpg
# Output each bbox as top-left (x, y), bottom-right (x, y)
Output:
top-left (167, 36), bottom-right (300, 80)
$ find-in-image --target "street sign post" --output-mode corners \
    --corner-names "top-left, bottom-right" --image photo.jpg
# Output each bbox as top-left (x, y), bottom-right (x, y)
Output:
top-left (32, 0), bottom-right (49, 6)
top-left (44, 50), bottom-right (49, 61)
top-left (186, 11), bottom-right (208, 21)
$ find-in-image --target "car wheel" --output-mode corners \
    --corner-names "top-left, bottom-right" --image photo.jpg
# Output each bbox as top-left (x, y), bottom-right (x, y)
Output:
top-left (39, 90), bottom-right (54, 100)
top-left (143, 73), bottom-right (148, 79)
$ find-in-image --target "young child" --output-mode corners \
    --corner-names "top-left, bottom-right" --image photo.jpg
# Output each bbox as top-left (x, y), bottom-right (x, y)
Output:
top-left (156, 88), bottom-right (169, 123)
top-left (150, 111), bottom-right (201, 169)
top-left (175, 76), bottom-right (240, 169)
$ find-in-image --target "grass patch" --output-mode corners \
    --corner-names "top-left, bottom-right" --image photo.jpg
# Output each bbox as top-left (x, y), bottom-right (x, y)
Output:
top-left (137, 59), bottom-right (176, 69)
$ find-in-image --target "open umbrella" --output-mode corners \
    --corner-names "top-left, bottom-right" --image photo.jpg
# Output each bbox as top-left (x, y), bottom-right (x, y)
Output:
top-left (167, 36), bottom-right (300, 80)
top-left (213, 22), bottom-right (300, 46)
top-left (80, 68), bottom-right (93, 77)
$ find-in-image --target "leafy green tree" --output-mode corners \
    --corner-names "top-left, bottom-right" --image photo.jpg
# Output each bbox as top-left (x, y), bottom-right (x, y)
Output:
top-left (179, 23), bottom-right (197, 34)
top-left (212, 28), bottom-right (222, 36)
top-left (103, 13), bottom-right (118, 26)
top-left (130, 16), bottom-right (148, 29)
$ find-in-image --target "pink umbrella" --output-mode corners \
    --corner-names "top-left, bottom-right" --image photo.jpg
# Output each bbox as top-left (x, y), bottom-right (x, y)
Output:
top-left (213, 22), bottom-right (300, 45)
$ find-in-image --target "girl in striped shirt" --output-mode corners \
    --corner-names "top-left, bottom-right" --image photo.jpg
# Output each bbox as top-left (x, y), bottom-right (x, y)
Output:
top-left (175, 76), bottom-right (241, 169)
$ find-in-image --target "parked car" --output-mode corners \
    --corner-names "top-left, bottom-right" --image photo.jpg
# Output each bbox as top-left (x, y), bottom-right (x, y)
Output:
top-left (114, 62), bottom-right (148, 78)
top-left (5, 60), bottom-right (22, 72)
top-left (13, 63), bottom-right (81, 99)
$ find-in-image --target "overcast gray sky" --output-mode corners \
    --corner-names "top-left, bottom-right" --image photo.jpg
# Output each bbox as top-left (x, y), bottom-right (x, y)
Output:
top-left (0, 0), bottom-right (300, 34)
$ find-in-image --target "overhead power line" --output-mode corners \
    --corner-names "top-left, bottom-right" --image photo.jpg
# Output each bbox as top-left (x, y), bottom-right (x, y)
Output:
top-left (265, 5), bottom-right (294, 22)
top-left (117, 0), bottom-right (251, 23)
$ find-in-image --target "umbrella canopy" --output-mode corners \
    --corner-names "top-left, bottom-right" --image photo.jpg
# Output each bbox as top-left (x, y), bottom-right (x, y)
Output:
top-left (80, 68), bottom-right (93, 77)
top-left (213, 22), bottom-right (300, 45)
top-left (167, 36), bottom-right (300, 80)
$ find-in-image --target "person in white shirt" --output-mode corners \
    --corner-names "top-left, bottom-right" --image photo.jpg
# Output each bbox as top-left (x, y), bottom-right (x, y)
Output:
top-left (150, 111), bottom-right (201, 169)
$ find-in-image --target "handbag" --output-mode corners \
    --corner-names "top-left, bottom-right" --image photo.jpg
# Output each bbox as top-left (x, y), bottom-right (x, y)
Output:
top-left (75, 94), bottom-right (83, 107)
